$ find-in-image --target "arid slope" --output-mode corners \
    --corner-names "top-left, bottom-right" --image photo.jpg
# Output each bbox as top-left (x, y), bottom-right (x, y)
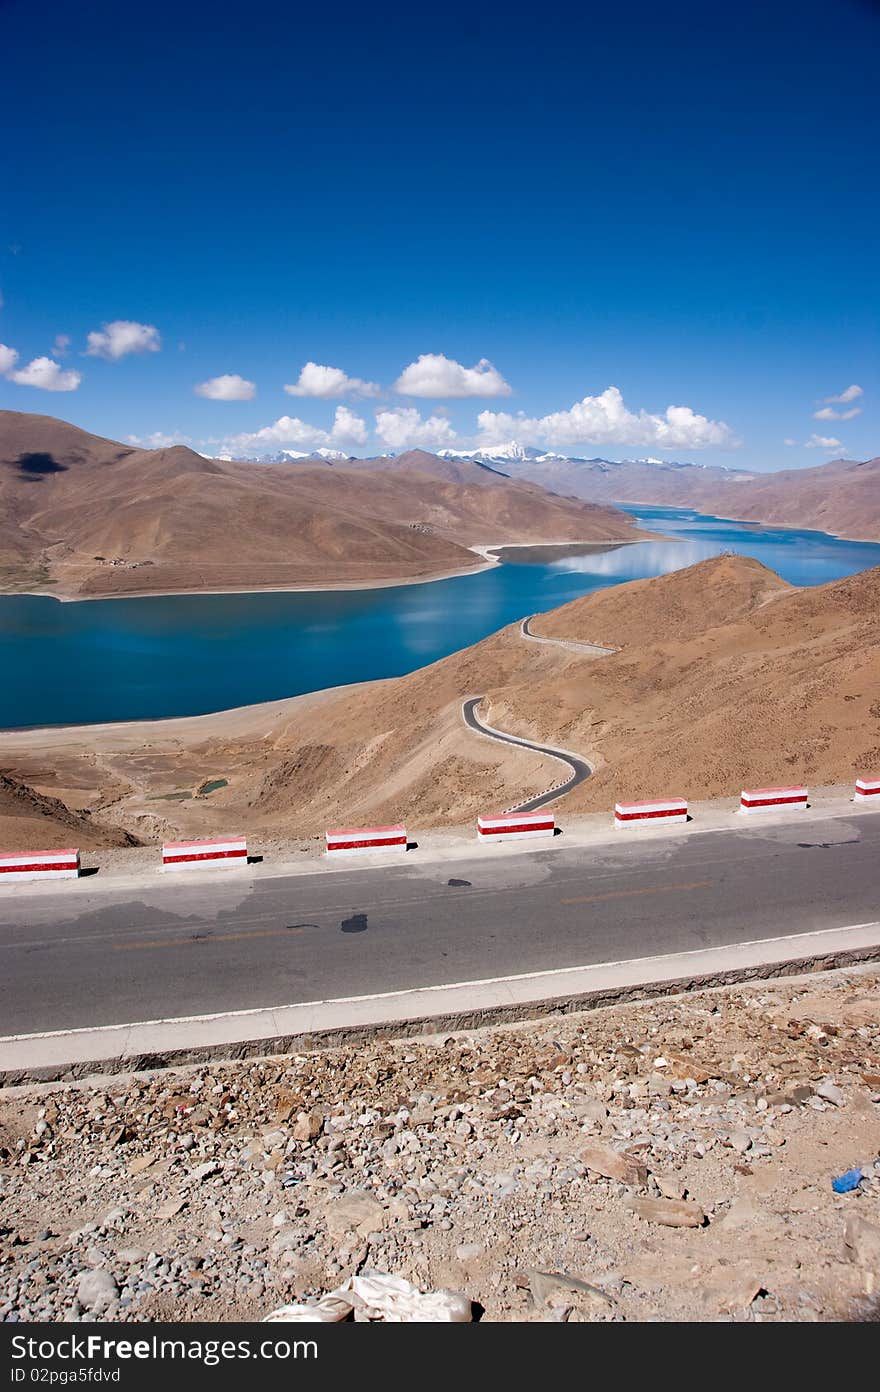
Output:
top-left (3, 554), bottom-right (877, 848)
top-left (0, 773), bottom-right (138, 852)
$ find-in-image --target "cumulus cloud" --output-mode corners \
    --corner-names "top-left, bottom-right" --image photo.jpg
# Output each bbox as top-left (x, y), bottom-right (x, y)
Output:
top-left (477, 385), bottom-right (737, 451)
top-left (127, 431), bottom-right (192, 448)
top-left (374, 406), bottom-right (458, 450)
top-left (330, 405), bottom-right (369, 447)
top-left (223, 405), bottom-right (367, 456)
top-left (194, 373), bottom-right (256, 401)
top-left (394, 353), bottom-right (512, 398)
top-left (284, 362), bottom-right (380, 398)
top-left (822, 384), bottom-right (863, 404)
top-left (805, 434), bottom-right (843, 450)
top-left (85, 320), bottom-right (161, 360)
top-left (9, 355), bottom-right (81, 391)
top-left (52, 333), bottom-right (71, 357)
top-left (0, 344), bottom-right (19, 375)
top-left (813, 404), bottom-right (862, 421)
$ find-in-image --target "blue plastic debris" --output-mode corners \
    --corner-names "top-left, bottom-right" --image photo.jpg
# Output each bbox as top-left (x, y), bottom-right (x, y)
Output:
top-left (832, 1168), bottom-right (863, 1194)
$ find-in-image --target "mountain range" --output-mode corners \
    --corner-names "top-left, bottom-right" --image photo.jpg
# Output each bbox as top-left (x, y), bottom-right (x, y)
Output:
top-left (434, 444), bottom-right (880, 541)
top-left (0, 411), bottom-right (641, 598)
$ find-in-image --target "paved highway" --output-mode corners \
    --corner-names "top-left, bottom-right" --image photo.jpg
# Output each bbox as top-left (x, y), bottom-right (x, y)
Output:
top-left (461, 696), bottom-right (593, 812)
top-left (0, 810), bottom-right (877, 1036)
top-left (520, 614), bottom-right (615, 657)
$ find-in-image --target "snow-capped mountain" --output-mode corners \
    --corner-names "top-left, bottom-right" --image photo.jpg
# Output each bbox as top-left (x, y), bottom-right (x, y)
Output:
top-left (427, 443), bottom-right (756, 507)
top-left (436, 443), bottom-right (749, 476)
top-left (222, 447), bottom-right (352, 464)
top-left (436, 441), bottom-right (583, 466)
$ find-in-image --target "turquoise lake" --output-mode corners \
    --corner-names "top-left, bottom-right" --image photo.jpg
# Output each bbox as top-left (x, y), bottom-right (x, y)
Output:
top-left (2, 504), bottom-right (880, 730)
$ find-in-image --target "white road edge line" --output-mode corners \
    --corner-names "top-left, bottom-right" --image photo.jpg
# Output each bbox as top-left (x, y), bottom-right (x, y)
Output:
top-left (3, 918), bottom-right (877, 1045)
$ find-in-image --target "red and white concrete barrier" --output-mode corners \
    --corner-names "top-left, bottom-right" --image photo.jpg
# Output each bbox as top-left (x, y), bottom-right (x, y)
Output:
top-left (477, 811), bottom-right (555, 841)
top-left (614, 799), bottom-right (687, 829)
top-left (740, 786), bottom-right (808, 815)
top-left (0, 848), bottom-right (81, 883)
top-left (325, 825), bottom-right (407, 856)
top-left (854, 776), bottom-right (880, 805)
top-left (162, 837), bottom-right (248, 871)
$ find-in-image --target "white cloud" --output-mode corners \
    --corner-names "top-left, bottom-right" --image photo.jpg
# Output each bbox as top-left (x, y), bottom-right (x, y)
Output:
top-left (127, 431), bottom-right (192, 448)
top-left (330, 404), bottom-right (368, 447)
top-left (52, 333), bottom-right (70, 357)
top-left (813, 404), bottom-right (862, 421)
top-left (284, 362), bottom-right (380, 398)
top-left (783, 437), bottom-right (797, 446)
top-left (394, 353), bottom-right (512, 398)
top-left (374, 407), bottom-right (458, 450)
top-left (223, 405), bottom-right (367, 456)
top-left (194, 373), bottom-right (256, 401)
top-left (0, 344), bottom-right (19, 375)
top-left (85, 320), bottom-right (161, 360)
top-left (477, 385), bottom-right (737, 451)
top-left (9, 356), bottom-right (81, 391)
top-left (822, 384), bottom-right (862, 404)
top-left (805, 434), bottom-right (843, 450)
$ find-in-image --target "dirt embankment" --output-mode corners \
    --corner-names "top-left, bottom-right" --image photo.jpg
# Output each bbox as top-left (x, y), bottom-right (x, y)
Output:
top-left (0, 773), bottom-right (139, 853)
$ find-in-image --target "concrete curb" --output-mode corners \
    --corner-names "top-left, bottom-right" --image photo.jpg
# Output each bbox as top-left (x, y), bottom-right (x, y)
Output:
top-left (0, 791), bottom-right (870, 899)
top-left (3, 919), bottom-right (878, 1085)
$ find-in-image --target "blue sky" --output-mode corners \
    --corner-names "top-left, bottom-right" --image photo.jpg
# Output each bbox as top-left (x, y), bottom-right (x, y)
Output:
top-left (1, 0), bottom-right (877, 469)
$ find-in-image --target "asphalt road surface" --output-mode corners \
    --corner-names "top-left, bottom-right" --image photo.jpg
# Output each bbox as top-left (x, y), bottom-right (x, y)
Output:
top-left (461, 696), bottom-right (593, 812)
top-left (520, 614), bottom-right (615, 657)
top-left (1, 811), bottom-right (877, 1035)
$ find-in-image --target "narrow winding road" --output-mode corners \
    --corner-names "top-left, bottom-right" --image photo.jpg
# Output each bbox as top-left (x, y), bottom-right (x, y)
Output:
top-left (461, 697), bottom-right (593, 813)
top-left (520, 614), bottom-right (616, 657)
top-left (460, 612), bottom-right (613, 813)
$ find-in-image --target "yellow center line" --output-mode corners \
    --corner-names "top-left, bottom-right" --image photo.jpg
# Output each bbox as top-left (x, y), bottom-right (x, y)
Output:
top-left (114, 926), bottom-right (305, 952)
top-left (561, 879), bottom-right (713, 906)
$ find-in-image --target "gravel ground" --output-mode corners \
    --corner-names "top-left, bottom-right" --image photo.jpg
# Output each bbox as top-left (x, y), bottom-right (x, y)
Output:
top-left (1, 966), bottom-right (879, 1323)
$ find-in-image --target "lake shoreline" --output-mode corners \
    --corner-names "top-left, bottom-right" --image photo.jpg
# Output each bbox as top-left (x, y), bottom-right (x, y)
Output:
top-left (0, 537), bottom-right (651, 605)
top-left (607, 499), bottom-right (880, 547)
top-left (2, 508), bottom-right (877, 734)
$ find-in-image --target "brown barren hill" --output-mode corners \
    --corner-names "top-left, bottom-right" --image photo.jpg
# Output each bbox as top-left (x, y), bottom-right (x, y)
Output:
top-left (533, 551), bottom-right (792, 647)
top-left (698, 455), bottom-right (880, 542)
top-left (4, 554), bottom-right (878, 848)
top-left (0, 412), bottom-right (643, 597)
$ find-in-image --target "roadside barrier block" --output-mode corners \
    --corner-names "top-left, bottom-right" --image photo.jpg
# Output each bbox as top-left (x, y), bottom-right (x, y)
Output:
top-left (614, 799), bottom-right (687, 828)
top-left (740, 787), bottom-right (808, 814)
top-left (162, 837), bottom-right (247, 870)
top-left (477, 811), bottom-right (555, 841)
top-left (325, 825), bottom-right (407, 856)
top-left (854, 777), bottom-right (880, 805)
top-left (0, 848), bottom-right (81, 883)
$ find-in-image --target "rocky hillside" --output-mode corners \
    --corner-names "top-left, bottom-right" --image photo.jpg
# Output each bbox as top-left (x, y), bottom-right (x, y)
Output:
top-left (1, 968), bottom-right (878, 1322)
